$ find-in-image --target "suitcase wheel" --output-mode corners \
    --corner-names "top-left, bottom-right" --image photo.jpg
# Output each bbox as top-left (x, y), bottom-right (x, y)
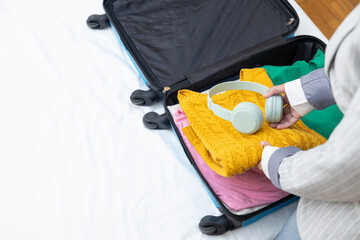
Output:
top-left (199, 215), bottom-right (232, 235)
top-left (86, 14), bottom-right (110, 29)
top-left (143, 112), bottom-right (170, 129)
top-left (130, 89), bottom-right (160, 106)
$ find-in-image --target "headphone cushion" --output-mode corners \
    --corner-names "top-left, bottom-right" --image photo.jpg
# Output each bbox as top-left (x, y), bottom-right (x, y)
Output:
top-left (265, 95), bottom-right (283, 123)
top-left (231, 102), bottom-right (264, 134)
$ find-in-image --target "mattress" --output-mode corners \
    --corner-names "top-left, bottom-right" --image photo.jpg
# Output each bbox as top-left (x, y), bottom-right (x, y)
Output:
top-left (0, 0), bottom-right (327, 239)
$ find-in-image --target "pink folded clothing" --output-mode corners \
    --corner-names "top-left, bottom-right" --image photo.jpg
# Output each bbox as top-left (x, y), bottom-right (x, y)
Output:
top-left (172, 108), bottom-right (289, 211)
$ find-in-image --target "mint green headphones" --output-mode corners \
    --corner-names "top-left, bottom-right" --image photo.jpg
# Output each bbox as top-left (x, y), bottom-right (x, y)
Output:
top-left (207, 81), bottom-right (283, 134)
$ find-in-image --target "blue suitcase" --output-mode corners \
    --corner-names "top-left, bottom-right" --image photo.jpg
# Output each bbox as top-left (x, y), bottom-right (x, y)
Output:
top-left (87, 0), bottom-right (325, 235)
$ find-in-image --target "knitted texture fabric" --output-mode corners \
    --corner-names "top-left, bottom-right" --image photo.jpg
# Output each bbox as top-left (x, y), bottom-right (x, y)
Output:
top-left (172, 108), bottom-right (289, 211)
top-left (178, 68), bottom-right (327, 177)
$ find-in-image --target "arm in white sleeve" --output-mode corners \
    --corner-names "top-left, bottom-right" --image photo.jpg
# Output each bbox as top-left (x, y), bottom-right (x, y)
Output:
top-left (261, 146), bottom-right (301, 188)
top-left (269, 88), bottom-right (360, 202)
top-left (261, 146), bottom-right (279, 179)
top-left (285, 68), bottom-right (336, 116)
top-left (285, 79), bottom-right (315, 116)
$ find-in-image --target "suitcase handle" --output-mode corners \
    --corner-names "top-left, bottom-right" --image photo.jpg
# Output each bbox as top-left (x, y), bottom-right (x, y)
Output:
top-left (86, 14), bottom-right (110, 29)
top-left (143, 112), bottom-right (170, 130)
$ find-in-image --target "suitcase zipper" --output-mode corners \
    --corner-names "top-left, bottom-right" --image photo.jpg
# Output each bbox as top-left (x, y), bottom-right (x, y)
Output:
top-left (287, 18), bottom-right (295, 26)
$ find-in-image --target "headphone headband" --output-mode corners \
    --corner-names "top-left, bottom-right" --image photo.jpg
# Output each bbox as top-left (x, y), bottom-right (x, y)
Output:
top-left (207, 81), bottom-right (269, 121)
top-left (207, 80), bottom-right (283, 134)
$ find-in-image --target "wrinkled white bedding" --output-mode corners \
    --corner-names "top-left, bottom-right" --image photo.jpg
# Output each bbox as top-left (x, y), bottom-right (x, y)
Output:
top-left (0, 1), bottom-right (327, 239)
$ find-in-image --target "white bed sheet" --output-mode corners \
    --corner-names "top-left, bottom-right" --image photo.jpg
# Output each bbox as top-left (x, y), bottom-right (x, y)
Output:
top-left (0, 1), bottom-right (327, 239)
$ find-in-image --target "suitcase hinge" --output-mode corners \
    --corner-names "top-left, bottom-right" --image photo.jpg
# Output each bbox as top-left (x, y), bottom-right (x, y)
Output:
top-left (163, 86), bottom-right (171, 93)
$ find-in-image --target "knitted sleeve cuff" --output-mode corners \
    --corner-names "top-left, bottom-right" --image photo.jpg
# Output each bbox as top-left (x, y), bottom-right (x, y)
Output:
top-left (267, 146), bottom-right (302, 189)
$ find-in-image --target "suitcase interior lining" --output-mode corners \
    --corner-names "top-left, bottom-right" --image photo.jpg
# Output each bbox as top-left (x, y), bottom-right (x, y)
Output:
top-left (108, 0), bottom-right (297, 88)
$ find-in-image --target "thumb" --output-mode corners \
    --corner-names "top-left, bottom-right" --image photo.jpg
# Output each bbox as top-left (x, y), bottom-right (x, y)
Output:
top-left (260, 141), bottom-right (272, 148)
top-left (263, 84), bottom-right (285, 98)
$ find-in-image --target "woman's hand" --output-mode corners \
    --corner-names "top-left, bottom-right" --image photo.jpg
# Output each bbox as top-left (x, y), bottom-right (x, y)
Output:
top-left (264, 84), bottom-right (302, 129)
top-left (257, 141), bottom-right (272, 171)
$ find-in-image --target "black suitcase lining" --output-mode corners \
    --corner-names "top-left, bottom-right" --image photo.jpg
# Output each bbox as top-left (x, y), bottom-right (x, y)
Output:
top-left (105, 0), bottom-right (298, 88)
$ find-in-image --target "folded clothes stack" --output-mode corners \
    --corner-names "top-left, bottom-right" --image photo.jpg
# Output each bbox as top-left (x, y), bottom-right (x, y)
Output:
top-left (178, 67), bottom-right (326, 177)
top-left (171, 106), bottom-right (288, 212)
top-left (168, 49), bottom-right (342, 213)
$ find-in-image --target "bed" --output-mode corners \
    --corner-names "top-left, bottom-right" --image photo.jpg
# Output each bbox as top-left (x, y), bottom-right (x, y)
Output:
top-left (0, 0), bottom-right (328, 239)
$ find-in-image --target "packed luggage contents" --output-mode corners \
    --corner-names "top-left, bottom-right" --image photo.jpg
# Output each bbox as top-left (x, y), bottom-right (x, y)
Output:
top-left (178, 67), bottom-right (326, 177)
top-left (169, 49), bottom-right (343, 213)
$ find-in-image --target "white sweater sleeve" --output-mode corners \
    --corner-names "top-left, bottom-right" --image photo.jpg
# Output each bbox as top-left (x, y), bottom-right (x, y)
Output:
top-left (260, 146), bottom-right (279, 179)
top-left (285, 79), bottom-right (315, 116)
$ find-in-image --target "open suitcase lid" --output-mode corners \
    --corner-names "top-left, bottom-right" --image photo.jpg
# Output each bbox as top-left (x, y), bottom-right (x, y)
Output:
top-left (103, 0), bottom-right (299, 90)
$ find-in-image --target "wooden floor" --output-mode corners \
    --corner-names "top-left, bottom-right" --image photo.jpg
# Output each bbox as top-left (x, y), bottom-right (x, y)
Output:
top-left (295, 0), bottom-right (359, 39)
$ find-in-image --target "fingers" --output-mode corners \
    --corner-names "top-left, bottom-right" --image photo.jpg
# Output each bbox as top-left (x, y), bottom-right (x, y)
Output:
top-left (260, 141), bottom-right (271, 147)
top-left (263, 84), bottom-right (302, 130)
top-left (270, 113), bottom-right (300, 129)
top-left (269, 105), bottom-right (290, 128)
top-left (276, 117), bottom-right (299, 129)
top-left (263, 84), bottom-right (285, 98)
top-left (269, 122), bottom-right (280, 128)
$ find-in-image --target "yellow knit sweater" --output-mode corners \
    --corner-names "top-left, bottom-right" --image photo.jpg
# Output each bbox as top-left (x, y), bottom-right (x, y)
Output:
top-left (178, 68), bottom-right (326, 177)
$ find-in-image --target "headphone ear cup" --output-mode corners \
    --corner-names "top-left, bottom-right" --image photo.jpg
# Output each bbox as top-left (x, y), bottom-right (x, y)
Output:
top-left (265, 95), bottom-right (283, 123)
top-left (231, 102), bottom-right (264, 134)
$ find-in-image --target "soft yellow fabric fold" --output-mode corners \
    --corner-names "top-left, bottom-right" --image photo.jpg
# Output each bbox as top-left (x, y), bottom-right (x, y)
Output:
top-left (178, 68), bottom-right (326, 177)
